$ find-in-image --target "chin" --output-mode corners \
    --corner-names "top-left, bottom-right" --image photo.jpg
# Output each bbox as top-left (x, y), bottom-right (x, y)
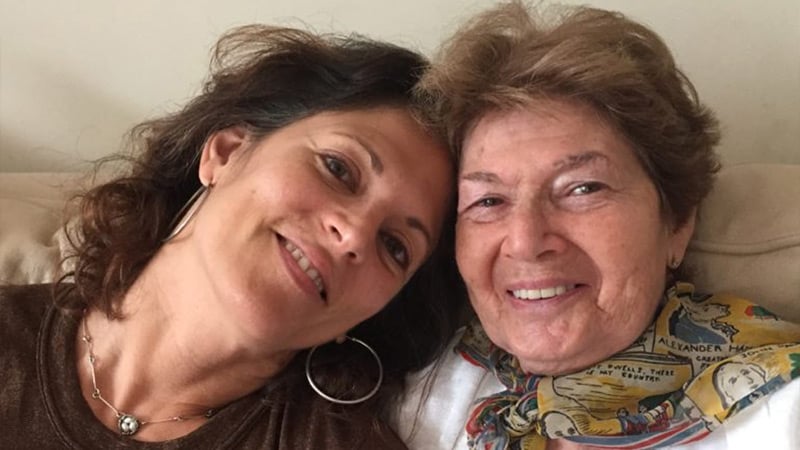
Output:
top-left (510, 336), bottom-right (602, 376)
top-left (505, 342), bottom-right (568, 373)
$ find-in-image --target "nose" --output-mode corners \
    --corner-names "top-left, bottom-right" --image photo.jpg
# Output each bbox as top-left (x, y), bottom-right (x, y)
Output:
top-left (502, 202), bottom-right (567, 261)
top-left (325, 210), bottom-right (372, 263)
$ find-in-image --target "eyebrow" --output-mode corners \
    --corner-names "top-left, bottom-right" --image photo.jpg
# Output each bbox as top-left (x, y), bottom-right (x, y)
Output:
top-left (460, 151), bottom-right (609, 184)
top-left (460, 171), bottom-right (502, 183)
top-left (553, 151), bottom-right (609, 171)
top-left (332, 132), bottom-right (384, 174)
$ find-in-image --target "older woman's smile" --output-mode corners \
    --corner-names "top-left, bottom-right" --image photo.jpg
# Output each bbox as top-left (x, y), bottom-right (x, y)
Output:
top-left (509, 284), bottom-right (577, 301)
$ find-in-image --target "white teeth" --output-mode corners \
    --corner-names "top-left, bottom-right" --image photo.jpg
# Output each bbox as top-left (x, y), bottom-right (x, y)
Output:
top-left (512, 284), bottom-right (575, 300)
top-left (282, 238), bottom-right (324, 294)
top-left (298, 256), bottom-right (310, 271)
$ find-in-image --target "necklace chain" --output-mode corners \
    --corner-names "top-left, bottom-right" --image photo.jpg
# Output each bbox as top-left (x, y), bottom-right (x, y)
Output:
top-left (80, 314), bottom-right (215, 436)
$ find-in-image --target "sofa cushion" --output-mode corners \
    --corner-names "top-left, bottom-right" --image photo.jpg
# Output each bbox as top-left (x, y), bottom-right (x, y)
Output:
top-left (0, 173), bottom-right (80, 285)
top-left (685, 163), bottom-right (800, 322)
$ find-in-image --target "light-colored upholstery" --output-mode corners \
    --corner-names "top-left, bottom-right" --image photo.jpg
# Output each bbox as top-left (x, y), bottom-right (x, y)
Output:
top-left (0, 173), bottom-right (83, 285)
top-left (685, 164), bottom-right (800, 321)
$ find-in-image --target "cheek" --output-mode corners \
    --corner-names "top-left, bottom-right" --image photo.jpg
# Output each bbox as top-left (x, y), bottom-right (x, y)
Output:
top-left (596, 264), bottom-right (663, 327)
top-left (370, 289), bottom-right (396, 311)
top-left (359, 279), bottom-right (402, 315)
top-left (587, 218), bottom-right (668, 336)
top-left (456, 226), bottom-right (503, 328)
top-left (455, 225), bottom-right (491, 288)
top-left (594, 213), bottom-right (669, 289)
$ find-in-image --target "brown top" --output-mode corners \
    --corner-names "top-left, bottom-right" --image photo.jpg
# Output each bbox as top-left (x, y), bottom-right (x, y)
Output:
top-left (0, 284), bottom-right (407, 449)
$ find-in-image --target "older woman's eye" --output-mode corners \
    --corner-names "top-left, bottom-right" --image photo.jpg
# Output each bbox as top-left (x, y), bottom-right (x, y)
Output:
top-left (322, 154), bottom-right (357, 190)
top-left (475, 197), bottom-right (504, 208)
top-left (381, 233), bottom-right (409, 269)
top-left (570, 182), bottom-right (605, 196)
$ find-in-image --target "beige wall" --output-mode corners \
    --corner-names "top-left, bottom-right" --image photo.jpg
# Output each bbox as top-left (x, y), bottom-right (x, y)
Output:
top-left (1, 0), bottom-right (798, 172)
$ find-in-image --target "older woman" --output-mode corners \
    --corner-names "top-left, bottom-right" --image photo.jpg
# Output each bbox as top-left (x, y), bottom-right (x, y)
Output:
top-left (407, 2), bottom-right (800, 449)
top-left (0, 25), bottom-right (462, 449)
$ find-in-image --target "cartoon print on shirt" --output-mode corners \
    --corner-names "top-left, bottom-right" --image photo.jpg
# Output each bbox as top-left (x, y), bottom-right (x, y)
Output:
top-left (668, 297), bottom-right (739, 345)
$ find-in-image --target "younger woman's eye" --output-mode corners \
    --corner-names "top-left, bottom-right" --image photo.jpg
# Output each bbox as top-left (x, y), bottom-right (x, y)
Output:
top-left (380, 233), bottom-right (409, 269)
top-left (322, 154), bottom-right (357, 190)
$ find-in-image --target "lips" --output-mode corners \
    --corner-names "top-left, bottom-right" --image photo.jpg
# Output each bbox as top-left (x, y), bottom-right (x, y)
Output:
top-left (279, 235), bottom-right (326, 299)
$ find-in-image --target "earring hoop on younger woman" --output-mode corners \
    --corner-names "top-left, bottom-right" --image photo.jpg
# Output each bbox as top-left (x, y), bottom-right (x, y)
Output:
top-left (163, 185), bottom-right (210, 243)
top-left (305, 336), bottom-right (383, 405)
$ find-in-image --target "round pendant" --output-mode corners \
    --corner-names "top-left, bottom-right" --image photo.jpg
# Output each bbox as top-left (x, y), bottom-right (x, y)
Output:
top-left (118, 414), bottom-right (141, 436)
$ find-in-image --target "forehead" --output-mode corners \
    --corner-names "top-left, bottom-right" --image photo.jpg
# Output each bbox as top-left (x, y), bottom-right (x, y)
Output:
top-left (296, 107), bottom-right (421, 139)
top-left (461, 101), bottom-right (632, 169)
top-left (249, 106), bottom-right (451, 171)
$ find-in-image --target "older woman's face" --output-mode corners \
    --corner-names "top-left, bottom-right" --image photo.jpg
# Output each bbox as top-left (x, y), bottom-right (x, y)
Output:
top-left (190, 107), bottom-right (452, 353)
top-left (456, 101), bottom-right (694, 375)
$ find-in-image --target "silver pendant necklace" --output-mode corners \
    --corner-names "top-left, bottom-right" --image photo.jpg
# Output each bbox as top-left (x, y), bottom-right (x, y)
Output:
top-left (80, 315), bottom-right (215, 436)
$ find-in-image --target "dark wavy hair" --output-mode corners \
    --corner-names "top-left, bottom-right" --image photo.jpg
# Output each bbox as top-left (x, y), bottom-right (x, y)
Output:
top-left (419, 1), bottom-right (720, 237)
top-left (57, 25), bottom-right (463, 420)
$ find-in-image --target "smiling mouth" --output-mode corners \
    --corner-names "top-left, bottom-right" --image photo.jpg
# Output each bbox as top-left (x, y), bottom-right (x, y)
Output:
top-left (280, 236), bottom-right (327, 299)
top-left (510, 284), bottom-right (577, 300)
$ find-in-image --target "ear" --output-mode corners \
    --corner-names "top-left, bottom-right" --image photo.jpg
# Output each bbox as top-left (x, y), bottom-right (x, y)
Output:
top-left (198, 126), bottom-right (249, 186)
top-left (667, 209), bottom-right (697, 266)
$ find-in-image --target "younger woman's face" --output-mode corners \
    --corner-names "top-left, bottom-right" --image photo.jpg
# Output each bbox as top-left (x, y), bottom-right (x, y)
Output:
top-left (190, 107), bottom-right (453, 353)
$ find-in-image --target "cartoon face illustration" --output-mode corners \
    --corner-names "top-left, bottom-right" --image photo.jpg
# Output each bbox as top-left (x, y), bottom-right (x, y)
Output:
top-left (713, 362), bottom-right (768, 408)
top-left (669, 300), bottom-right (739, 345)
top-left (540, 411), bottom-right (580, 438)
top-left (684, 302), bottom-right (729, 323)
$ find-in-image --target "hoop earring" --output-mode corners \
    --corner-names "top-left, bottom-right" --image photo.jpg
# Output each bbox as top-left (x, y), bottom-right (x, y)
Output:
top-left (305, 336), bottom-right (383, 405)
top-left (162, 186), bottom-right (209, 243)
